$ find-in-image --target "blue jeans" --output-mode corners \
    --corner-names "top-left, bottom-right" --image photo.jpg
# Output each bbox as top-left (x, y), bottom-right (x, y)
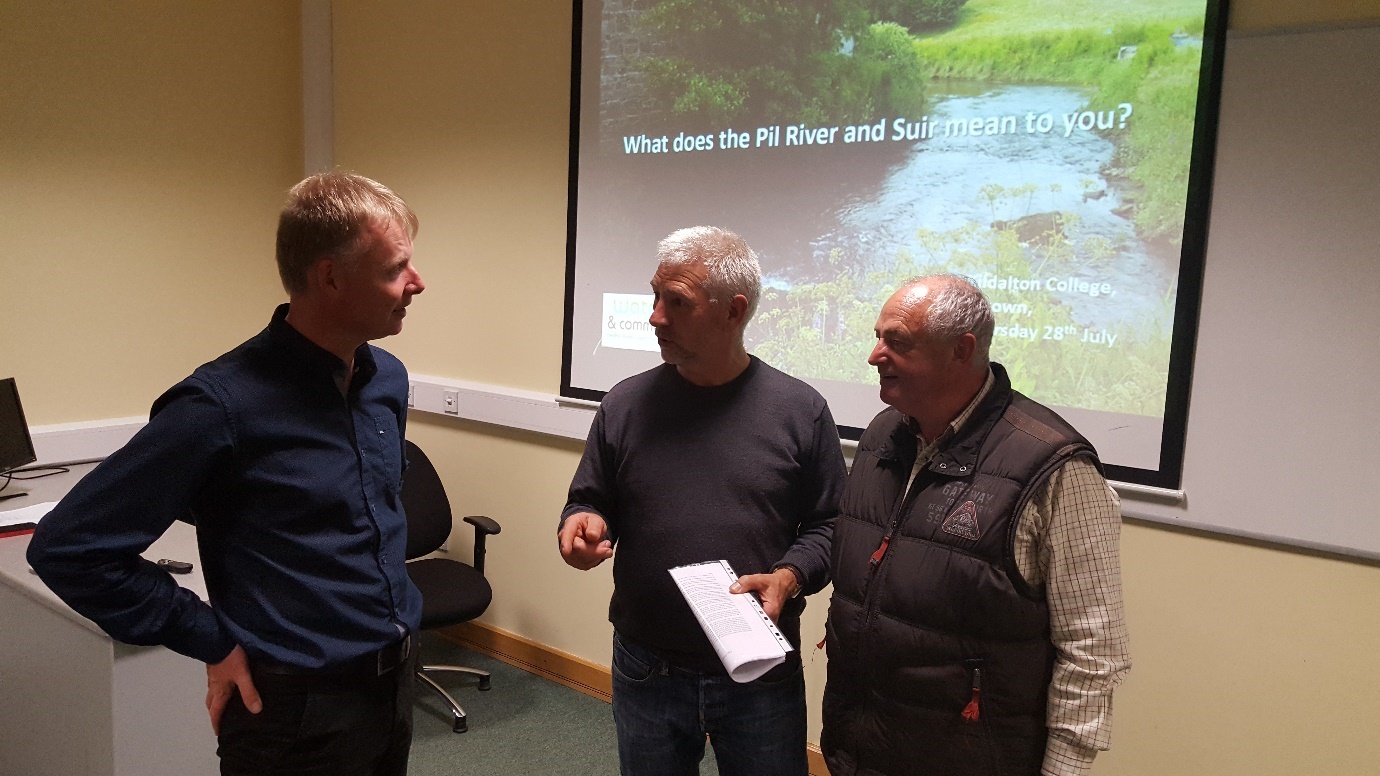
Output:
top-left (611, 632), bottom-right (808, 776)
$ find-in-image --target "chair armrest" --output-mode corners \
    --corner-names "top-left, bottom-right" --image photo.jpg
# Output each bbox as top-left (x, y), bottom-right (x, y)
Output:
top-left (463, 515), bottom-right (501, 536)
top-left (462, 515), bottom-right (501, 574)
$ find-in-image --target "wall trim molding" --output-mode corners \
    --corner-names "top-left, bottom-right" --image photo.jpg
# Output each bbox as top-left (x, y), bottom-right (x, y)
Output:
top-left (408, 373), bottom-right (594, 441)
top-left (406, 373), bottom-right (1182, 504)
top-left (435, 621), bottom-right (830, 775)
top-left (30, 417), bottom-right (146, 466)
top-left (1228, 18), bottom-right (1380, 39)
top-left (31, 375), bottom-right (1183, 507)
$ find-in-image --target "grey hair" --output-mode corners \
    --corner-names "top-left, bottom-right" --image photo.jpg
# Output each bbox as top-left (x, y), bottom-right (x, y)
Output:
top-left (906, 273), bottom-right (994, 362)
top-left (657, 226), bottom-right (762, 323)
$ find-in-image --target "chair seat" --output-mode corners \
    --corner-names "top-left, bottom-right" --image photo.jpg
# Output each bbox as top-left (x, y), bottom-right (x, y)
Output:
top-left (407, 558), bottom-right (493, 630)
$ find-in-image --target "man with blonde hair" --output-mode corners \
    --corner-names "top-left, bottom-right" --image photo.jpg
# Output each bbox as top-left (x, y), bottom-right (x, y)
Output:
top-left (30, 172), bottom-right (427, 775)
top-left (559, 226), bottom-right (846, 776)
top-left (821, 274), bottom-right (1130, 776)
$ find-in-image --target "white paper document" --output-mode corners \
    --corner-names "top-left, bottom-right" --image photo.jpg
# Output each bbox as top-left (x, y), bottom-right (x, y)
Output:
top-left (0, 500), bottom-right (57, 529)
top-left (668, 560), bottom-right (794, 683)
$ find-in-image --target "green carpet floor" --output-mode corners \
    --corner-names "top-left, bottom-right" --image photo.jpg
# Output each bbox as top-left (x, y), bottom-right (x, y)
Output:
top-left (409, 633), bottom-right (718, 775)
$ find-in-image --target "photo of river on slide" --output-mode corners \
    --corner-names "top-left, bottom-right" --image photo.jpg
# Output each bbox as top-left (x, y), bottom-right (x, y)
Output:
top-left (789, 80), bottom-right (1173, 335)
top-left (581, 0), bottom-right (1212, 422)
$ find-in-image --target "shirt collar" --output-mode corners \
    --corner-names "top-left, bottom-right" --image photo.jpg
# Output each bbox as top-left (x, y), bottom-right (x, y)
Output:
top-left (266, 303), bottom-right (378, 390)
top-left (909, 366), bottom-right (995, 447)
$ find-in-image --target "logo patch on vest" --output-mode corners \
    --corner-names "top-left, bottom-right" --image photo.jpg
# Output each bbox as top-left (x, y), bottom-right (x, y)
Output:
top-left (941, 501), bottom-right (982, 541)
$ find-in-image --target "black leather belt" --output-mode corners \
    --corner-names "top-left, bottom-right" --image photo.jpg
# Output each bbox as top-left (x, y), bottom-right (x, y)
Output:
top-left (254, 634), bottom-right (415, 678)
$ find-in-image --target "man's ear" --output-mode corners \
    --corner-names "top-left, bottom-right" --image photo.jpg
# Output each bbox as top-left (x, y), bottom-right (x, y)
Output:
top-left (725, 294), bottom-right (750, 327)
top-left (310, 257), bottom-right (342, 296)
top-left (952, 332), bottom-right (978, 364)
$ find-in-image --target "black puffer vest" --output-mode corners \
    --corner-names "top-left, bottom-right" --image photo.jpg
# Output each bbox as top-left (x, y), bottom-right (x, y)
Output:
top-left (821, 364), bottom-right (1099, 776)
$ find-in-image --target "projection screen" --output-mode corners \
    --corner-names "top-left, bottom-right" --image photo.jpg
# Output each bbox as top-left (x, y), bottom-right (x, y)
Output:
top-left (562, 0), bottom-right (1230, 488)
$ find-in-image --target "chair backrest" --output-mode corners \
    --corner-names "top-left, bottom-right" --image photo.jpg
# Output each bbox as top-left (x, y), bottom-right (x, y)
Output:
top-left (401, 440), bottom-right (453, 560)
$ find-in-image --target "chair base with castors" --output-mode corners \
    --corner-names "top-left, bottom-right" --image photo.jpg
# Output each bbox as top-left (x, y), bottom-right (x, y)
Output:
top-left (401, 441), bottom-right (503, 734)
top-left (416, 664), bottom-right (492, 733)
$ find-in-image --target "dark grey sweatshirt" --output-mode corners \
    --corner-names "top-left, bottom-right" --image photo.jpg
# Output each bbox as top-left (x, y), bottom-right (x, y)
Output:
top-left (562, 357), bottom-right (846, 672)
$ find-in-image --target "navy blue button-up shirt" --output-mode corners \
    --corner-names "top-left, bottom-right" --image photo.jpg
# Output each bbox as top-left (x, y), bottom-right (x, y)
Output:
top-left (28, 305), bottom-right (423, 668)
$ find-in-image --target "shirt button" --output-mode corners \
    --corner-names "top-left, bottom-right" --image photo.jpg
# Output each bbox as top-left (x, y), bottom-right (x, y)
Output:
top-left (381, 557), bottom-right (388, 565)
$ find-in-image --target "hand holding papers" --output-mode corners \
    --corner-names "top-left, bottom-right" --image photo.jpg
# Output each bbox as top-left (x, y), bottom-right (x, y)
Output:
top-left (669, 560), bottom-right (794, 683)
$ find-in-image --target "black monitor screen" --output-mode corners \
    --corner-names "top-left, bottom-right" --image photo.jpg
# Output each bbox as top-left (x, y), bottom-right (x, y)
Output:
top-left (0, 378), bottom-right (37, 475)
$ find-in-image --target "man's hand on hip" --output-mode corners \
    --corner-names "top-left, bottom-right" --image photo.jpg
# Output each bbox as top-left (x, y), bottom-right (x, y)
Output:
top-left (206, 644), bottom-right (260, 735)
top-left (558, 512), bottom-right (614, 570)
top-left (730, 567), bottom-right (800, 623)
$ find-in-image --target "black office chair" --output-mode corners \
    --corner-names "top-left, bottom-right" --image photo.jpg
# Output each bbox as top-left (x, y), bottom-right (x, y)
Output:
top-left (401, 440), bottom-right (502, 733)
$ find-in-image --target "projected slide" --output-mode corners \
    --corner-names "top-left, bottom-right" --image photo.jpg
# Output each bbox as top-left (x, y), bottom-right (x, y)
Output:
top-left (567, 0), bottom-right (1224, 482)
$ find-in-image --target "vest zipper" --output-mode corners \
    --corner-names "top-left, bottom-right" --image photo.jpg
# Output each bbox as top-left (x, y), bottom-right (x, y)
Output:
top-left (867, 535), bottom-right (891, 571)
top-left (961, 666), bottom-right (982, 722)
top-left (860, 468), bottom-right (931, 604)
top-left (860, 522), bottom-right (897, 602)
top-left (852, 464), bottom-right (933, 746)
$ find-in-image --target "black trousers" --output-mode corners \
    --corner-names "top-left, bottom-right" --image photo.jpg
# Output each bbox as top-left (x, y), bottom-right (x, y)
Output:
top-left (217, 648), bottom-right (418, 776)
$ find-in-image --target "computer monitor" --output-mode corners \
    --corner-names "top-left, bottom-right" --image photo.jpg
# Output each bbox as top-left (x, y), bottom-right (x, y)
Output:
top-left (0, 378), bottom-right (37, 501)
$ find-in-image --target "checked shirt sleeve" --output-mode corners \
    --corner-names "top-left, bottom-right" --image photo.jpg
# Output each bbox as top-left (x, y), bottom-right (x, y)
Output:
top-left (1014, 458), bottom-right (1132, 776)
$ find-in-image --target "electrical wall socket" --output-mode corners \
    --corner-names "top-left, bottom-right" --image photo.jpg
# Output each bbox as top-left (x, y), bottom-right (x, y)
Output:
top-left (442, 389), bottom-right (460, 415)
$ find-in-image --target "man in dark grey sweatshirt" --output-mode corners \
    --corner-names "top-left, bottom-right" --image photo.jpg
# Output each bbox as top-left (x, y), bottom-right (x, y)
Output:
top-left (559, 226), bottom-right (846, 776)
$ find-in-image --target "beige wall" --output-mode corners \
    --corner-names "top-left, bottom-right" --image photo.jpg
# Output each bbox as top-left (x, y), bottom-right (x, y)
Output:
top-left (1105, 525), bottom-right (1380, 774)
top-left (332, 1), bottom-right (572, 394)
top-left (0, 1), bottom-right (301, 424)
top-left (6, 0), bottom-right (1378, 773)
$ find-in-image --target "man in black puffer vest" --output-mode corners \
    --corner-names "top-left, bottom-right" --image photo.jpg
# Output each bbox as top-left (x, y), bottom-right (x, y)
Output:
top-left (821, 275), bottom-right (1130, 776)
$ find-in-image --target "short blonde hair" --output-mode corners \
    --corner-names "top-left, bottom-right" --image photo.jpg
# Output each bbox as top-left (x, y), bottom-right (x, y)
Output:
top-left (275, 172), bottom-right (418, 294)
